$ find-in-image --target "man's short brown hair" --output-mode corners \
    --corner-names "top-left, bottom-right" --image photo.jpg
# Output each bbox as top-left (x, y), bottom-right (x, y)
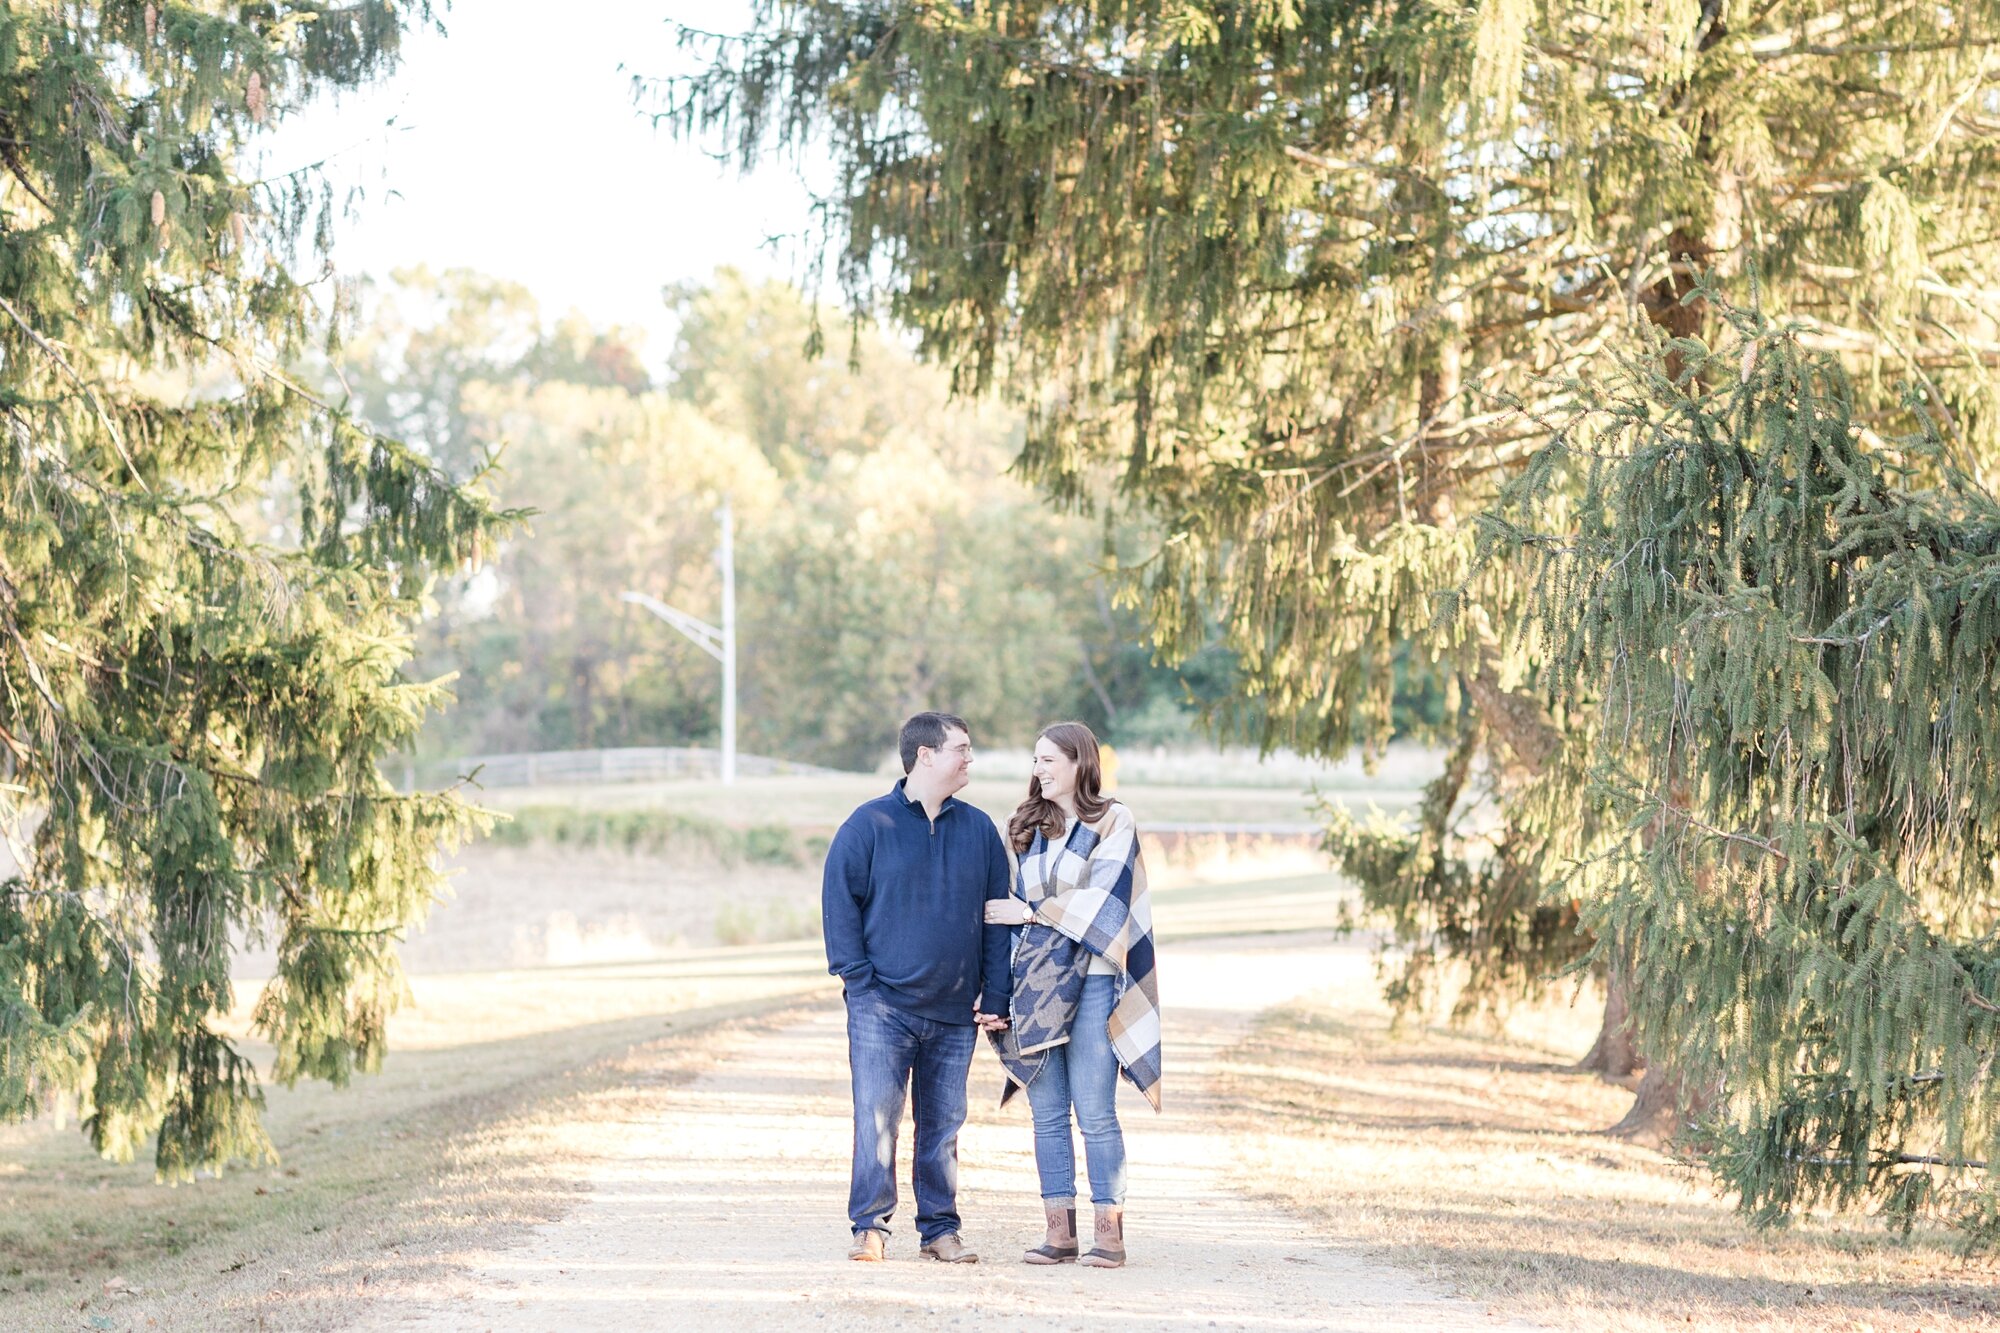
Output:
top-left (899, 712), bottom-right (970, 774)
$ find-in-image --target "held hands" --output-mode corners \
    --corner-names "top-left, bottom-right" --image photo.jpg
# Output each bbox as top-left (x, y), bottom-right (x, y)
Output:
top-left (984, 897), bottom-right (1035, 927)
top-left (978, 899), bottom-right (1031, 1030)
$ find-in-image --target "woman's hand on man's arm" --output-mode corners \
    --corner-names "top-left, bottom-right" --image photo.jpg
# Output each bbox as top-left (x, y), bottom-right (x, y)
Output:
top-left (984, 897), bottom-right (1034, 926)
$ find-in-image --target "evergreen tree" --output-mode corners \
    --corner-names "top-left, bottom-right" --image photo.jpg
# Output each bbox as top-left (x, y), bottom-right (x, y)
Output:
top-left (667, 0), bottom-right (2000, 1120)
top-left (0, 5), bottom-right (514, 1176)
top-left (1483, 297), bottom-right (2000, 1242)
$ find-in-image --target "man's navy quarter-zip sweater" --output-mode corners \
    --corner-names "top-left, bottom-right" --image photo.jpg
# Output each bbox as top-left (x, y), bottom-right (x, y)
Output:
top-left (821, 779), bottom-right (1015, 1024)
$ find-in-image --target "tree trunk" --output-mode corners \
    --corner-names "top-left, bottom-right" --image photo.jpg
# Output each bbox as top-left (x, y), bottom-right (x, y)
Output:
top-left (1465, 653), bottom-right (1689, 1131)
top-left (1459, 652), bottom-right (1650, 1095)
top-left (1605, 1066), bottom-right (1681, 1144)
top-left (1603, 1066), bottom-right (1716, 1148)
top-left (1574, 959), bottom-right (1644, 1082)
top-left (1464, 651), bottom-right (1562, 777)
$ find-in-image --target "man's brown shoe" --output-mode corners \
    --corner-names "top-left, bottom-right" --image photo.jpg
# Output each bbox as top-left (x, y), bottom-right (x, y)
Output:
top-left (848, 1230), bottom-right (886, 1262)
top-left (919, 1233), bottom-right (979, 1264)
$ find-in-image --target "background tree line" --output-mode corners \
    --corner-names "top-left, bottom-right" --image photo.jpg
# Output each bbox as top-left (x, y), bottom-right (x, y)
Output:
top-left (343, 267), bottom-right (1242, 770)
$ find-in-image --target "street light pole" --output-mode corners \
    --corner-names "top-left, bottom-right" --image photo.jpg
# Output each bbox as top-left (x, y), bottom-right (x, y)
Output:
top-left (620, 497), bottom-right (738, 785)
top-left (718, 497), bottom-right (736, 786)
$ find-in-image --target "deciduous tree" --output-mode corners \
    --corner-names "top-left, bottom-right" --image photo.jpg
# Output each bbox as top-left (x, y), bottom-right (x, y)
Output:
top-left (369, 270), bottom-right (1211, 769)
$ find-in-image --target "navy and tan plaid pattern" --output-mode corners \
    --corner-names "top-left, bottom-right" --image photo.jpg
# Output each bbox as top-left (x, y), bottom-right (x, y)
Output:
top-left (991, 801), bottom-right (1162, 1111)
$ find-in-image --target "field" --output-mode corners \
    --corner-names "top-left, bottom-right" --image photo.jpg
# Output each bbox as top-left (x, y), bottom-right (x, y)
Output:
top-left (0, 760), bottom-right (1355, 1329)
top-left (470, 764), bottom-right (1425, 830)
top-left (367, 766), bottom-right (1391, 967)
top-left (4, 766), bottom-right (1994, 1330)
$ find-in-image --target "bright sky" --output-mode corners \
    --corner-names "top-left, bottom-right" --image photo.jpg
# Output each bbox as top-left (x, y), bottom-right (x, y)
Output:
top-left (262, 2), bottom-right (820, 370)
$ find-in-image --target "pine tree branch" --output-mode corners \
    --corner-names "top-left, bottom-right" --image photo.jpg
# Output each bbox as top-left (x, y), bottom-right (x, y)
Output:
top-left (1, 884), bottom-right (144, 1026)
top-left (1795, 1152), bottom-right (1990, 1169)
top-left (1908, 53), bottom-right (1998, 167)
top-left (1283, 144), bottom-right (1437, 192)
top-left (1744, 0), bottom-right (1929, 59)
top-left (144, 287), bottom-right (445, 452)
top-left (1789, 311), bottom-right (2000, 368)
top-left (1797, 264), bottom-right (2000, 313)
top-left (1794, 609), bottom-right (1899, 649)
top-left (0, 804), bottom-right (36, 881)
top-left (0, 581), bottom-right (68, 725)
top-left (1753, 36), bottom-right (2000, 62)
top-left (5, 404), bottom-right (297, 616)
top-left (1529, 41), bottom-right (1650, 80)
top-left (197, 758), bottom-right (474, 807)
top-left (297, 923), bottom-right (411, 939)
top-left (1649, 796), bottom-right (1792, 864)
top-left (0, 114), bottom-right (57, 217)
top-left (0, 294), bottom-right (148, 492)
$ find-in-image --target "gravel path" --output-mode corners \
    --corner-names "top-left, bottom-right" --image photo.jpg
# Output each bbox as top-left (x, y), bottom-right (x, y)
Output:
top-left (357, 933), bottom-right (1541, 1331)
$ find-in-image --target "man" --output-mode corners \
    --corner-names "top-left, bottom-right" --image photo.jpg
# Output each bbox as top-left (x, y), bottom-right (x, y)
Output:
top-left (822, 711), bottom-right (1014, 1263)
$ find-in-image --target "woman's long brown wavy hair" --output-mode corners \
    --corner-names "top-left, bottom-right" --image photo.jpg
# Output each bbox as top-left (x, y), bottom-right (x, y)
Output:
top-left (1007, 721), bottom-right (1113, 853)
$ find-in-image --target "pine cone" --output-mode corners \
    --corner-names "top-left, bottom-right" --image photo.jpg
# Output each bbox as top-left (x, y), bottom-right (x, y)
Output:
top-left (144, 4), bottom-right (157, 42)
top-left (229, 211), bottom-right (247, 249)
top-left (150, 190), bottom-right (165, 227)
top-left (246, 71), bottom-right (266, 123)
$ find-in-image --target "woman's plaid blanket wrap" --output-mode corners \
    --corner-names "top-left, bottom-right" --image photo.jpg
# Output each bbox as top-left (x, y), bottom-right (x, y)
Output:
top-left (991, 801), bottom-right (1162, 1111)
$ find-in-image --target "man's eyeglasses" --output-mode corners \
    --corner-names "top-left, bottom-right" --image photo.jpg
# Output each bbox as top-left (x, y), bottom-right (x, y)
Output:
top-left (933, 742), bottom-right (974, 759)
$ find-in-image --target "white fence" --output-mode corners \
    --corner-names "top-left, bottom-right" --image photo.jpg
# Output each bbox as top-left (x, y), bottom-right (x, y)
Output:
top-left (391, 740), bottom-right (1443, 797)
top-left (393, 745), bottom-right (848, 792)
top-left (973, 740), bottom-right (1445, 791)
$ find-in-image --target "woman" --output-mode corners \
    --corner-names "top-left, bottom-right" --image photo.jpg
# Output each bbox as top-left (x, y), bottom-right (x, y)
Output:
top-left (985, 721), bottom-right (1161, 1268)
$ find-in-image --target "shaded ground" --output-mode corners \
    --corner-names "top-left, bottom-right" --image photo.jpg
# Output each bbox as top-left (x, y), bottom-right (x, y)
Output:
top-left (1210, 996), bottom-right (2000, 1333)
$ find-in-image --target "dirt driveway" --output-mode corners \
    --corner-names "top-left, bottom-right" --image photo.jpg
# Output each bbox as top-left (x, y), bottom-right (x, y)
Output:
top-left (353, 932), bottom-right (1541, 1332)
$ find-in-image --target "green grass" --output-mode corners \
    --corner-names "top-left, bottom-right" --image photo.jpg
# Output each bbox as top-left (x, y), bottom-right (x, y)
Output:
top-left (486, 804), bottom-right (829, 866)
top-left (713, 899), bottom-right (821, 946)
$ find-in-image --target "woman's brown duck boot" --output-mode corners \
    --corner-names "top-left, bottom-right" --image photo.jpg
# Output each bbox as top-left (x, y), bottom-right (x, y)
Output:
top-left (1023, 1199), bottom-right (1078, 1264)
top-left (1079, 1205), bottom-right (1125, 1268)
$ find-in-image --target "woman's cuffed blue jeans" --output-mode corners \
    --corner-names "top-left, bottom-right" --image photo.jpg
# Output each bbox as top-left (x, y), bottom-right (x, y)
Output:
top-left (844, 987), bottom-right (976, 1244)
top-left (1025, 973), bottom-right (1127, 1206)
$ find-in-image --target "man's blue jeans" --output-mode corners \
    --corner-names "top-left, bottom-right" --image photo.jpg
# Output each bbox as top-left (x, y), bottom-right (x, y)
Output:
top-left (1025, 973), bottom-right (1127, 1206)
top-left (845, 988), bottom-right (977, 1243)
